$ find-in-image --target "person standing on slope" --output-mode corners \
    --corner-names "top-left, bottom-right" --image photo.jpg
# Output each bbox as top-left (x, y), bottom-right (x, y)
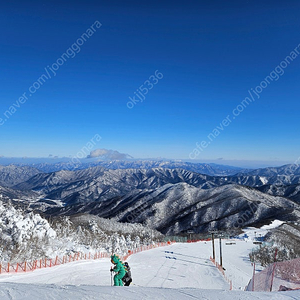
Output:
top-left (122, 262), bottom-right (132, 286)
top-left (110, 254), bottom-right (126, 286)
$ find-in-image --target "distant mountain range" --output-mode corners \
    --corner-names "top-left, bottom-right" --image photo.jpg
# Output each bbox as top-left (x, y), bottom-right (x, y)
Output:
top-left (45, 183), bottom-right (300, 235)
top-left (12, 163), bottom-right (300, 203)
top-left (257, 184), bottom-right (300, 204)
top-left (0, 165), bottom-right (40, 187)
top-left (8, 160), bottom-right (246, 176)
top-left (1, 161), bottom-right (300, 235)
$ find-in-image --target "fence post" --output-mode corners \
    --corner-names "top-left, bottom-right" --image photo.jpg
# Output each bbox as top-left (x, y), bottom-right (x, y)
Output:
top-left (16, 263), bottom-right (19, 272)
top-left (7, 262), bottom-right (10, 273)
top-left (252, 262), bottom-right (255, 291)
top-left (24, 261), bottom-right (27, 272)
top-left (270, 248), bottom-right (278, 292)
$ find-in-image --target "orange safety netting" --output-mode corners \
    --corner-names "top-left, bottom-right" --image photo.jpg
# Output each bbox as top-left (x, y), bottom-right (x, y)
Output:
top-left (0, 242), bottom-right (175, 275)
top-left (245, 257), bottom-right (300, 292)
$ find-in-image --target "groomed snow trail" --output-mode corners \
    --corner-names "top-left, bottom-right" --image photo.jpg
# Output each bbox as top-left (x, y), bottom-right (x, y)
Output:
top-left (1, 283), bottom-right (299, 300)
top-left (0, 242), bottom-right (299, 299)
top-left (129, 242), bottom-right (229, 289)
top-left (0, 242), bottom-right (229, 289)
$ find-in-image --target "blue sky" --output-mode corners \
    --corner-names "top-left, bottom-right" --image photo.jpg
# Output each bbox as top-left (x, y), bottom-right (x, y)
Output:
top-left (0, 0), bottom-right (300, 167)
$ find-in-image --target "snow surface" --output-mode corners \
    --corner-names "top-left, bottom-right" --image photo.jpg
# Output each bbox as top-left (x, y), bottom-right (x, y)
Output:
top-left (0, 241), bottom-right (299, 299)
top-left (241, 220), bottom-right (285, 241)
top-left (259, 176), bottom-right (268, 185)
top-left (1, 283), bottom-right (299, 300)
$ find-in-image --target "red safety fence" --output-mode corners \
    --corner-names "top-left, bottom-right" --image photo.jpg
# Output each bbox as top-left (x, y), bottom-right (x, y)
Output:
top-left (121, 241), bottom-right (174, 261)
top-left (210, 256), bottom-right (232, 290)
top-left (245, 257), bottom-right (300, 292)
top-left (0, 241), bottom-right (175, 275)
top-left (0, 251), bottom-right (110, 274)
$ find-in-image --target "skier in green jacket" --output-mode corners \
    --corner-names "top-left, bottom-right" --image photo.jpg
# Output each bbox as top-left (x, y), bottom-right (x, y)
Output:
top-left (110, 254), bottom-right (126, 286)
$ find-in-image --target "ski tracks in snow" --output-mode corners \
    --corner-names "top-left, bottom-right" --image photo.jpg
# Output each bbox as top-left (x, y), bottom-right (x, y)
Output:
top-left (131, 243), bottom-right (228, 290)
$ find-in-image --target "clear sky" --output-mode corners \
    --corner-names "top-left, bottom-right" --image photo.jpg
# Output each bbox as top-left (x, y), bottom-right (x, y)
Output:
top-left (1, 0), bottom-right (300, 166)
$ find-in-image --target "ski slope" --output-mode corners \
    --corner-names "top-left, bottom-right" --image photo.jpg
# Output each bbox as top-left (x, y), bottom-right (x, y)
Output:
top-left (0, 241), bottom-right (299, 299)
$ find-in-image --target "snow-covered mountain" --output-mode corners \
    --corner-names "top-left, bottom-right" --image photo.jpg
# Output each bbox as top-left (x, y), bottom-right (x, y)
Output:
top-left (14, 165), bottom-right (300, 206)
top-left (10, 160), bottom-right (245, 176)
top-left (0, 185), bottom-right (38, 200)
top-left (264, 221), bottom-right (300, 260)
top-left (226, 165), bottom-right (300, 201)
top-left (2, 162), bottom-right (300, 237)
top-left (236, 164), bottom-right (300, 176)
top-left (46, 183), bottom-right (300, 235)
top-left (0, 165), bottom-right (40, 187)
top-left (79, 160), bottom-right (245, 176)
top-left (14, 165), bottom-right (106, 194)
top-left (9, 166), bottom-right (300, 235)
top-left (14, 165), bottom-right (300, 202)
top-left (14, 168), bottom-right (220, 205)
top-left (257, 183), bottom-right (300, 204)
top-left (0, 196), bottom-right (161, 263)
top-left (221, 174), bottom-right (300, 187)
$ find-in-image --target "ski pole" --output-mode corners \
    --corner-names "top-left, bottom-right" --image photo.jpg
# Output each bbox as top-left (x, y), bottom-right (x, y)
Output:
top-left (110, 267), bottom-right (113, 286)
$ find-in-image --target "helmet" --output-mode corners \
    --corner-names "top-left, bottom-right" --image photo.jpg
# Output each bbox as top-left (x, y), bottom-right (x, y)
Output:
top-left (111, 254), bottom-right (120, 264)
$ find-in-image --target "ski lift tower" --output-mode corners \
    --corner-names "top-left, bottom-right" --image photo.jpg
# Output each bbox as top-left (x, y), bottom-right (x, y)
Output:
top-left (209, 230), bottom-right (218, 261)
top-left (187, 230), bottom-right (194, 241)
top-left (209, 230), bottom-right (224, 267)
top-left (219, 233), bottom-right (224, 267)
top-left (188, 221), bottom-right (197, 241)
